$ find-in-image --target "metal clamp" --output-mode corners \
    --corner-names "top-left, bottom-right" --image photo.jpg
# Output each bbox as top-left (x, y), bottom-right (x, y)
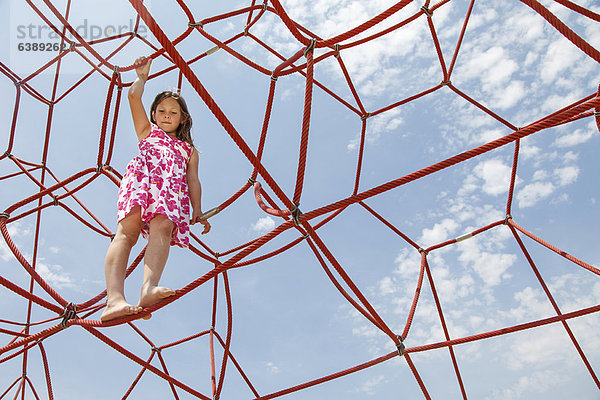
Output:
top-left (304, 38), bottom-right (317, 56)
top-left (504, 214), bottom-right (512, 225)
top-left (290, 203), bottom-right (302, 225)
top-left (418, 247), bottom-right (428, 255)
top-left (60, 303), bottom-right (77, 329)
top-left (396, 335), bottom-right (405, 356)
top-left (188, 21), bottom-right (204, 28)
top-left (421, 6), bottom-right (432, 17)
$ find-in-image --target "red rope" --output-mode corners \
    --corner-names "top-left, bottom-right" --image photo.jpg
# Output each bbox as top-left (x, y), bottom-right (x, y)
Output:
top-left (1, 1), bottom-right (599, 398)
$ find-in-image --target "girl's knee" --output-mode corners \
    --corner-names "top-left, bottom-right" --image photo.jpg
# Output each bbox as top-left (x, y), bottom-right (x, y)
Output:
top-left (149, 215), bottom-right (175, 237)
top-left (114, 229), bottom-right (140, 247)
top-left (115, 213), bottom-right (142, 247)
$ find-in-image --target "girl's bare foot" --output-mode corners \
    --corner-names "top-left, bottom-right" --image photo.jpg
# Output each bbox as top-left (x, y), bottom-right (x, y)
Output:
top-left (138, 285), bottom-right (176, 319)
top-left (101, 300), bottom-right (141, 322)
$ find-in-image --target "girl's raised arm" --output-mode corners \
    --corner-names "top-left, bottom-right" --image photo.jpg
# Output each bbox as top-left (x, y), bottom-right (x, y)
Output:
top-left (128, 57), bottom-right (152, 141)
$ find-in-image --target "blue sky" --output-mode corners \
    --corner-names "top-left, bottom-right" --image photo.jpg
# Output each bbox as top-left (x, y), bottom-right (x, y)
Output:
top-left (1, 0), bottom-right (599, 399)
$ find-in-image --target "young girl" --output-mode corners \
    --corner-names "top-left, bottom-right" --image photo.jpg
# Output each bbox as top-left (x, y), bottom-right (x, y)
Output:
top-left (101, 56), bottom-right (211, 322)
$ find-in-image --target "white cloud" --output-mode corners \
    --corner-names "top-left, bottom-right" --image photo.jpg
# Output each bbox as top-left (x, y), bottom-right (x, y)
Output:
top-left (266, 362), bottom-right (280, 374)
top-left (474, 158), bottom-right (512, 196)
top-left (37, 261), bottom-right (73, 289)
top-left (541, 38), bottom-right (582, 83)
top-left (517, 181), bottom-right (555, 208)
top-left (554, 166), bottom-right (579, 186)
top-left (378, 276), bottom-right (396, 295)
top-left (251, 216), bottom-right (276, 233)
top-left (419, 218), bottom-right (460, 247)
top-left (553, 129), bottom-right (596, 147)
top-left (458, 238), bottom-right (516, 287)
top-left (347, 108), bottom-right (403, 150)
top-left (493, 80), bottom-right (526, 109)
top-left (1, 222), bottom-right (31, 262)
top-left (354, 375), bottom-right (386, 396)
top-left (488, 369), bottom-right (570, 400)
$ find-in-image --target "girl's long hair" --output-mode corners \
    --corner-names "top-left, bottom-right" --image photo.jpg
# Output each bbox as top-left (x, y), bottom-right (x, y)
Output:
top-left (150, 91), bottom-right (193, 145)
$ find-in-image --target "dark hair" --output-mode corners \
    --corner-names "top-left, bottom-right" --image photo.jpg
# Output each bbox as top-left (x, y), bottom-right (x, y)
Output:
top-left (150, 91), bottom-right (193, 145)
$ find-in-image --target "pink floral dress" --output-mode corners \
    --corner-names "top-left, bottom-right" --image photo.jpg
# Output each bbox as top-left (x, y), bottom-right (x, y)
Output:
top-left (117, 124), bottom-right (193, 247)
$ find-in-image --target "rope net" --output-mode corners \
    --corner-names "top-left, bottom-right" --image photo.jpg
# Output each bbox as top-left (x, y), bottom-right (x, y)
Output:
top-left (1, 0), bottom-right (600, 398)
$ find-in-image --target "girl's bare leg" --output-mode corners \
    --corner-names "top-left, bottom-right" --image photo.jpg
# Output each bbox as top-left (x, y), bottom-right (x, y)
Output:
top-left (101, 207), bottom-right (143, 322)
top-left (138, 214), bottom-right (176, 317)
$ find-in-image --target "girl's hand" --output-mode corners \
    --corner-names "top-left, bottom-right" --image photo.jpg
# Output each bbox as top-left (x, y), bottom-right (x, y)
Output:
top-left (133, 56), bottom-right (151, 81)
top-left (191, 212), bottom-right (211, 234)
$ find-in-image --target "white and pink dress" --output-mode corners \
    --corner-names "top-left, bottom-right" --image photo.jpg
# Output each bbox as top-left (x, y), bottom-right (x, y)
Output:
top-left (117, 124), bottom-right (193, 247)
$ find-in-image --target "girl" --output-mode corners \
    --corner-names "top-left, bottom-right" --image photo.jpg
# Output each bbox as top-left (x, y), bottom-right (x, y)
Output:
top-left (101, 56), bottom-right (211, 322)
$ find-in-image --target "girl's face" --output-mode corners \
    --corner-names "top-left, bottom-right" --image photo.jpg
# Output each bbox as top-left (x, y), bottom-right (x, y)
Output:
top-left (153, 97), bottom-right (183, 135)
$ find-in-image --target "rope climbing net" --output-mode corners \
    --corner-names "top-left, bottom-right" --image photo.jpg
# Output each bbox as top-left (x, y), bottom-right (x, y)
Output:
top-left (1, 0), bottom-right (600, 398)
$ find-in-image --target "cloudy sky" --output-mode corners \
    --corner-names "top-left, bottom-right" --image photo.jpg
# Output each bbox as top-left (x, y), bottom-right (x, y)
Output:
top-left (1, 0), bottom-right (599, 399)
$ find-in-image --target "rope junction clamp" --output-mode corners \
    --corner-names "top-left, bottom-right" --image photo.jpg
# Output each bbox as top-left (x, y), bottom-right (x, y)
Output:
top-left (504, 214), bottom-right (512, 225)
top-left (0, 212), bottom-right (10, 219)
top-left (334, 44), bottom-right (340, 58)
top-left (290, 204), bottom-right (302, 225)
top-left (396, 335), bottom-right (405, 356)
top-left (113, 65), bottom-right (119, 74)
top-left (421, 6), bottom-right (433, 17)
top-left (441, 80), bottom-right (452, 86)
top-left (188, 21), bottom-right (203, 28)
top-left (60, 303), bottom-right (77, 329)
top-left (304, 38), bottom-right (317, 56)
top-left (151, 346), bottom-right (161, 353)
top-left (418, 247), bottom-right (428, 255)
top-left (270, 73), bottom-right (278, 82)
top-left (361, 113), bottom-right (371, 121)
top-left (248, 177), bottom-right (256, 184)
top-left (53, 196), bottom-right (59, 206)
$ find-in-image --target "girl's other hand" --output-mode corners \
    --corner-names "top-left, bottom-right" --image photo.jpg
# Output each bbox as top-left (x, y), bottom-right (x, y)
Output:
top-left (134, 56), bottom-right (151, 81)
top-left (191, 213), bottom-right (211, 234)
top-left (198, 220), bottom-right (211, 235)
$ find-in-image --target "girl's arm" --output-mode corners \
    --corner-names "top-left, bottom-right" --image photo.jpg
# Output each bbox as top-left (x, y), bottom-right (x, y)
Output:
top-left (187, 148), bottom-right (211, 234)
top-left (128, 56), bottom-right (152, 141)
